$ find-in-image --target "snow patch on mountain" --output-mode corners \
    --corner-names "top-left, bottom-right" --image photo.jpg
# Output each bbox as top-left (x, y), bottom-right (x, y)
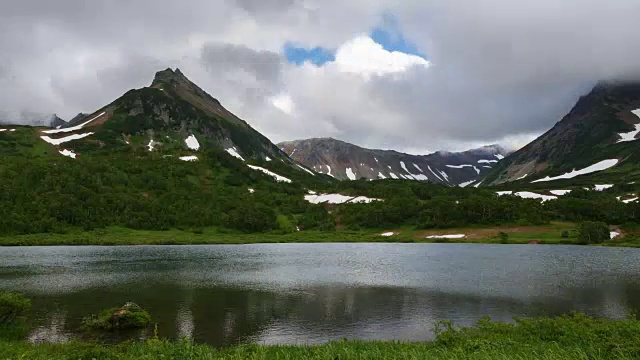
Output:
top-left (297, 164), bottom-right (315, 176)
top-left (550, 190), bottom-right (572, 196)
top-left (532, 159), bottom-right (619, 183)
top-left (226, 148), bottom-right (245, 161)
top-left (185, 135), bottom-right (200, 151)
top-left (43, 112), bottom-right (105, 134)
top-left (179, 156), bottom-right (198, 162)
top-left (41, 132), bottom-right (94, 145)
top-left (616, 109), bottom-right (640, 143)
top-left (478, 159), bottom-right (498, 164)
top-left (346, 167), bottom-right (357, 180)
top-left (59, 149), bottom-right (77, 159)
top-left (248, 165), bottom-right (292, 183)
top-left (458, 180), bottom-right (475, 188)
top-left (304, 193), bottom-right (380, 204)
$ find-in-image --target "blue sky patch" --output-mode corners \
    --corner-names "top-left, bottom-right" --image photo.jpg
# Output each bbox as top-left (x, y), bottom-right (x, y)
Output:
top-left (283, 14), bottom-right (425, 66)
top-left (284, 43), bottom-right (335, 66)
top-left (370, 13), bottom-right (425, 58)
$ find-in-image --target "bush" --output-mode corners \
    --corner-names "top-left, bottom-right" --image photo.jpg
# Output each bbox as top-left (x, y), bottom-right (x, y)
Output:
top-left (82, 302), bottom-right (151, 331)
top-left (577, 221), bottom-right (610, 244)
top-left (0, 291), bottom-right (31, 324)
top-left (498, 232), bottom-right (509, 243)
top-left (561, 230), bottom-right (569, 238)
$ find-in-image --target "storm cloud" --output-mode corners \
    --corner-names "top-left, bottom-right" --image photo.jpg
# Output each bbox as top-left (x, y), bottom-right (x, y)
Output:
top-left (1, 0), bottom-right (640, 152)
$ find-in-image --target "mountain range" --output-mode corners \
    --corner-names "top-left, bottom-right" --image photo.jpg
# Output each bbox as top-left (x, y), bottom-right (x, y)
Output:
top-left (279, 138), bottom-right (509, 186)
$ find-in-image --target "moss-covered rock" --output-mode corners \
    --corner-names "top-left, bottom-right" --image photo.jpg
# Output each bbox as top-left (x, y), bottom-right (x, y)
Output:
top-left (82, 302), bottom-right (151, 331)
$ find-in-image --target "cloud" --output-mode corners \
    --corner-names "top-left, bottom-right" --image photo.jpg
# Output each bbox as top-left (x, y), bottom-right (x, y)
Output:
top-left (2, 0), bottom-right (640, 152)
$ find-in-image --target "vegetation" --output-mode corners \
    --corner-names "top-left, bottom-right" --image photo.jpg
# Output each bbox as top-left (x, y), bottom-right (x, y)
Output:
top-left (82, 303), bottom-right (151, 331)
top-left (0, 291), bottom-right (31, 324)
top-left (3, 313), bottom-right (640, 359)
top-left (577, 221), bottom-right (611, 244)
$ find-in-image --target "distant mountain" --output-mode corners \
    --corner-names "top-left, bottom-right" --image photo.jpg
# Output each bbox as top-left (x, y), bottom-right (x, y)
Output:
top-left (0, 111), bottom-right (62, 127)
top-left (484, 81), bottom-right (640, 186)
top-left (278, 137), bottom-right (509, 186)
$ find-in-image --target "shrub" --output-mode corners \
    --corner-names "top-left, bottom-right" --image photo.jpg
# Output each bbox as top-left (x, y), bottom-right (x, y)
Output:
top-left (0, 291), bottom-right (31, 324)
top-left (561, 230), bottom-right (569, 238)
top-left (82, 302), bottom-right (151, 331)
top-left (577, 221), bottom-right (610, 244)
top-left (498, 232), bottom-right (509, 243)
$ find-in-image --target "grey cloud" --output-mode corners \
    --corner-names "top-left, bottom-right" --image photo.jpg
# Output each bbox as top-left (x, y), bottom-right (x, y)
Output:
top-left (233, 0), bottom-right (297, 15)
top-left (201, 43), bottom-right (284, 85)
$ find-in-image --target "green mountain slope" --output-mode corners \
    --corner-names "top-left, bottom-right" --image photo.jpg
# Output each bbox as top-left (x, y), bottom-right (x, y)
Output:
top-left (484, 81), bottom-right (640, 186)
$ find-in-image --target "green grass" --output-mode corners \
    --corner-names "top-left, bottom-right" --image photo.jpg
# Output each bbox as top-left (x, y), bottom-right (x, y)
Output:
top-left (1, 221), bottom-right (635, 247)
top-left (2, 313), bottom-right (640, 359)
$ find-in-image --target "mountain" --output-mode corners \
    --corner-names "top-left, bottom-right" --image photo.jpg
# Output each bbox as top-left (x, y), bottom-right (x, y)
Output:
top-left (278, 137), bottom-right (509, 186)
top-left (484, 81), bottom-right (640, 186)
top-left (50, 68), bottom-right (291, 163)
top-left (0, 68), bottom-right (337, 236)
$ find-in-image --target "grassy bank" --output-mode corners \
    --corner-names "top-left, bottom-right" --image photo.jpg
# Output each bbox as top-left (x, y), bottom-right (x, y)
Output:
top-left (0, 221), bottom-right (635, 247)
top-left (0, 223), bottom-right (568, 246)
top-left (3, 313), bottom-right (640, 359)
top-left (1, 221), bottom-right (638, 247)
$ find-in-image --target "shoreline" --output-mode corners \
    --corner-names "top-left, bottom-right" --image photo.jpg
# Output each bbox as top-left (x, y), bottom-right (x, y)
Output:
top-left (0, 224), bottom-right (637, 247)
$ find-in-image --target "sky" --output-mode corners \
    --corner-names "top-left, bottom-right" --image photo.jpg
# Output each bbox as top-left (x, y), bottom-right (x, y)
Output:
top-left (2, 0), bottom-right (640, 153)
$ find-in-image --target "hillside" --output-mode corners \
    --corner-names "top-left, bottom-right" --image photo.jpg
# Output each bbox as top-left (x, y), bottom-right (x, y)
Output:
top-left (279, 137), bottom-right (509, 186)
top-left (485, 81), bottom-right (640, 186)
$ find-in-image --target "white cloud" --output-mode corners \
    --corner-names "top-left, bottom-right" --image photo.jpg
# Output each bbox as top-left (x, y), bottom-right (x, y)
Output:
top-left (333, 35), bottom-right (429, 77)
top-left (270, 93), bottom-right (295, 114)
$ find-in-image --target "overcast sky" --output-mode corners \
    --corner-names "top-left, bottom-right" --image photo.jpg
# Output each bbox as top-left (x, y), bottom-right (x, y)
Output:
top-left (2, 0), bottom-right (640, 153)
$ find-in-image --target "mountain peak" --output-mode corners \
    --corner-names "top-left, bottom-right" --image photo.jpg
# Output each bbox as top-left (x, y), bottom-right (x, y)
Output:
top-left (152, 67), bottom-right (187, 86)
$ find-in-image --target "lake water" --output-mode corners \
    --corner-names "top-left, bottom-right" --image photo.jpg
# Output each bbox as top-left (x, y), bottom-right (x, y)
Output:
top-left (1, 243), bottom-right (640, 346)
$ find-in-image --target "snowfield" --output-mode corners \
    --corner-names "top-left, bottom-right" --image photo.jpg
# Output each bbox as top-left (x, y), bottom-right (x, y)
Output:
top-left (41, 132), bottom-right (94, 145)
top-left (43, 112), bottom-right (105, 134)
top-left (478, 159), bottom-right (498, 164)
top-left (389, 173), bottom-right (399, 179)
top-left (378, 173), bottom-right (387, 179)
top-left (495, 154), bottom-right (505, 160)
top-left (413, 163), bottom-right (424, 173)
top-left (531, 159), bottom-right (619, 183)
top-left (247, 165), bottom-right (292, 183)
top-left (426, 234), bottom-right (466, 239)
top-left (225, 148), bottom-right (245, 161)
top-left (380, 232), bottom-right (396, 237)
top-left (59, 149), bottom-right (77, 159)
top-left (610, 231), bottom-right (620, 239)
top-left (516, 174), bottom-right (528, 181)
top-left (428, 166), bottom-right (443, 182)
top-left (594, 184), bottom-right (614, 191)
top-left (179, 156), bottom-right (198, 161)
top-left (185, 135), bottom-right (200, 151)
top-left (304, 193), bottom-right (381, 204)
top-left (616, 109), bottom-right (640, 143)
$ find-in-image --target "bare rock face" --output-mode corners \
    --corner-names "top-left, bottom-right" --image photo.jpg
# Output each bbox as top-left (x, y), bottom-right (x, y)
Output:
top-left (278, 137), bottom-right (509, 186)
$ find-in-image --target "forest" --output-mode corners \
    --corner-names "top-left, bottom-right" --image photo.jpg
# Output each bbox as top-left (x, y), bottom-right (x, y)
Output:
top-left (1, 143), bottom-right (640, 237)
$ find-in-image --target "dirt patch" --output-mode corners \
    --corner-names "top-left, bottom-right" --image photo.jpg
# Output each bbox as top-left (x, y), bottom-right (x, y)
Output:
top-left (415, 225), bottom-right (564, 240)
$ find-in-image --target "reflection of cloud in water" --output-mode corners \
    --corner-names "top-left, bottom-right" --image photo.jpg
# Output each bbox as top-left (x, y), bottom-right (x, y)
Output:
top-left (176, 305), bottom-right (194, 339)
top-left (28, 310), bottom-right (69, 344)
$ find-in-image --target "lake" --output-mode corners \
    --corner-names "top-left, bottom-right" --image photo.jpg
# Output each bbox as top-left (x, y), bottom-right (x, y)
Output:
top-left (1, 243), bottom-right (640, 346)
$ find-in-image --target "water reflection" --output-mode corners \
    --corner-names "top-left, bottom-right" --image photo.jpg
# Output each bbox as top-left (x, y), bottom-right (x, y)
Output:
top-left (0, 244), bottom-right (639, 346)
